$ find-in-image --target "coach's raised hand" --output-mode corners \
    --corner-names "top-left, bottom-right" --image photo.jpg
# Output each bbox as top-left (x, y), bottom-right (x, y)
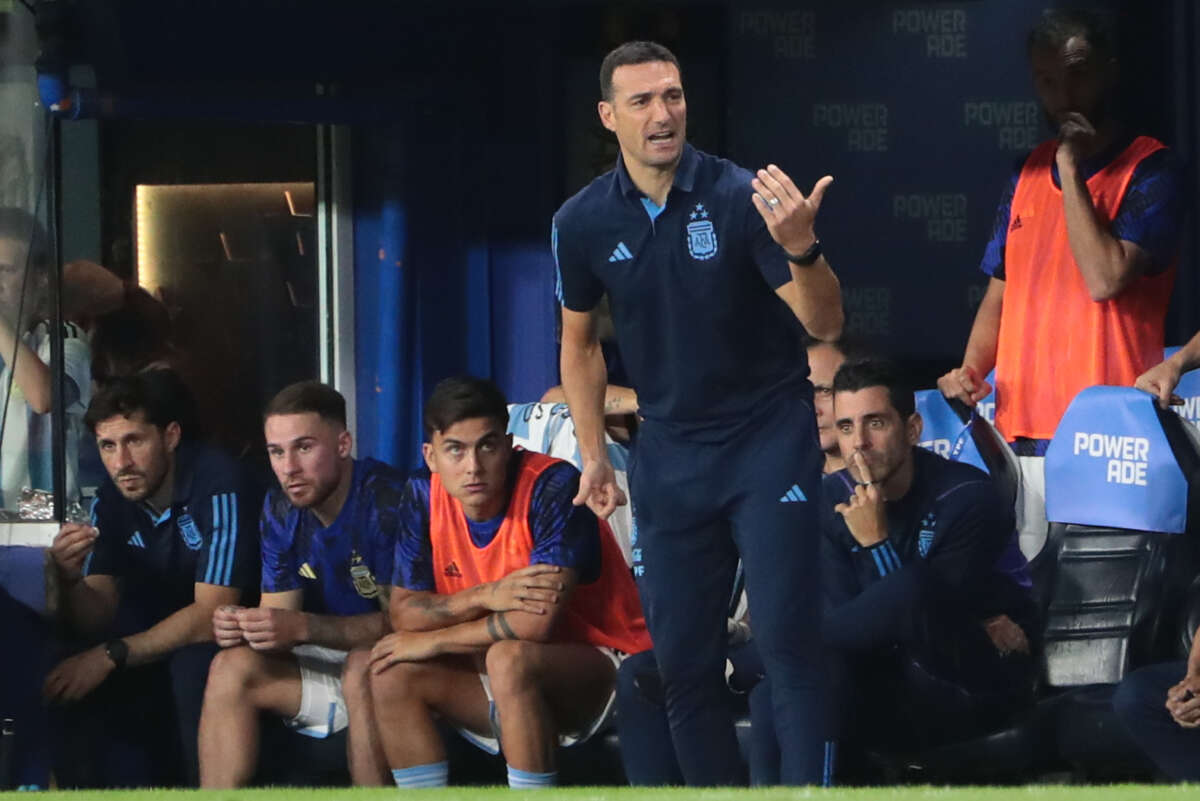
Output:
top-left (751, 164), bottom-right (832, 256)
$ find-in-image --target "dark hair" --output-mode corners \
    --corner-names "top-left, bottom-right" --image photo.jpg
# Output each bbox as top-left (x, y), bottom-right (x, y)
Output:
top-left (600, 41), bottom-right (681, 101)
top-left (0, 207), bottom-right (48, 270)
top-left (84, 368), bottom-right (198, 435)
top-left (803, 334), bottom-right (873, 365)
top-left (1028, 8), bottom-right (1116, 62)
top-left (423, 376), bottom-right (509, 441)
top-left (264, 381), bottom-right (346, 427)
top-left (832, 359), bottom-right (915, 419)
top-left (91, 286), bottom-right (175, 384)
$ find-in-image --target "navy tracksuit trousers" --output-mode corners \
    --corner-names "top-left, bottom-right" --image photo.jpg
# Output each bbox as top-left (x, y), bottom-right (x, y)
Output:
top-left (1114, 660), bottom-right (1200, 781)
top-left (629, 393), bottom-right (826, 785)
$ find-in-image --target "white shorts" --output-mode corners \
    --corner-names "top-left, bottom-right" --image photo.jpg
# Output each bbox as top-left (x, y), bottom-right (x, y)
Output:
top-left (285, 645), bottom-right (349, 739)
top-left (1015, 455), bottom-right (1048, 560)
top-left (457, 646), bottom-right (624, 755)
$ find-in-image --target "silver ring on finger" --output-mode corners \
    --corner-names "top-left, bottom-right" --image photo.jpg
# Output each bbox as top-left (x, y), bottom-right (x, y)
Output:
top-left (766, 196), bottom-right (780, 207)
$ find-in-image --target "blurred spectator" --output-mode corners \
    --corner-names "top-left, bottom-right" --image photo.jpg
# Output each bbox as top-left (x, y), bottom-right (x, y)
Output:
top-left (89, 283), bottom-right (179, 386)
top-left (0, 208), bottom-right (91, 507)
top-left (45, 370), bottom-right (261, 787)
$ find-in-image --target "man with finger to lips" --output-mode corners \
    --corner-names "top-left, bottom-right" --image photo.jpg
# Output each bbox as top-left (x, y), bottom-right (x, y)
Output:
top-left (820, 360), bottom-right (1038, 754)
top-left (938, 8), bottom-right (1184, 549)
top-left (554, 39), bottom-right (843, 786)
top-left (197, 381), bottom-right (406, 788)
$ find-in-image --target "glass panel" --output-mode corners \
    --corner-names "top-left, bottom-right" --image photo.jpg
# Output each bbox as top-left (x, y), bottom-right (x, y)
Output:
top-left (133, 181), bottom-right (318, 464)
top-left (0, 7), bottom-right (76, 519)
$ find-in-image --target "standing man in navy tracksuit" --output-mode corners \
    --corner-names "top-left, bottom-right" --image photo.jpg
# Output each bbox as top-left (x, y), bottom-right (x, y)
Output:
top-left (553, 41), bottom-right (843, 785)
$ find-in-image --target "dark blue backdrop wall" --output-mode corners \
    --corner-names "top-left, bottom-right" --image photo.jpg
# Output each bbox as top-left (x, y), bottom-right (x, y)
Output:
top-left (55, 0), bottom-right (1199, 469)
top-left (348, 1), bottom-right (1196, 469)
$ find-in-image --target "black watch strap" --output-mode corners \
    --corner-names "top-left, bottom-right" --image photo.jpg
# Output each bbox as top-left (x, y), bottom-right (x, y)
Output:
top-left (104, 638), bottom-right (129, 670)
top-left (786, 239), bottom-right (822, 266)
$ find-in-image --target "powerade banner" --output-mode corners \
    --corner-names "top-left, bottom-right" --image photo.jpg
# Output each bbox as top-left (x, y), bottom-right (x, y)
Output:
top-left (1164, 346), bottom-right (1200, 429)
top-left (914, 389), bottom-right (987, 473)
top-left (914, 371), bottom-right (995, 469)
top-left (727, 0), bottom-right (1058, 361)
top-left (1044, 386), bottom-right (1187, 534)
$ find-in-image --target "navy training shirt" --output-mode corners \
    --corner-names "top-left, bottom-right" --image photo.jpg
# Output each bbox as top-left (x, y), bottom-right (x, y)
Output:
top-left (84, 440), bottom-right (263, 623)
top-left (820, 447), bottom-right (1036, 652)
top-left (260, 457), bottom-right (404, 616)
top-left (553, 144), bottom-right (810, 436)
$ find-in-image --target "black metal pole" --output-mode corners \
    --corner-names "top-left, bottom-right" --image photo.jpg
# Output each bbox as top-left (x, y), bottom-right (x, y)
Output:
top-left (47, 116), bottom-right (65, 521)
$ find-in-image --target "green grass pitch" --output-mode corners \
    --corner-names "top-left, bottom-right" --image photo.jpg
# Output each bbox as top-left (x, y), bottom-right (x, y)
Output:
top-left (5, 786), bottom-right (1200, 801)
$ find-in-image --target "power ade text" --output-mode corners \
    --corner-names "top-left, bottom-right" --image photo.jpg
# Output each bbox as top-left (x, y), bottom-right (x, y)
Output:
top-left (738, 10), bottom-right (817, 60)
top-left (812, 103), bottom-right (888, 152)
top-left (1073, 432), bottom-right (1150, 486)
top-left (892, 8), bottom-right (967, 58)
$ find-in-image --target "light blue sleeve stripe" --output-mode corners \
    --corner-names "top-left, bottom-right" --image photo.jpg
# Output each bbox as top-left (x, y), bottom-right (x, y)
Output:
top-left (870, 549), bottom-right (888, 577)
top-left (551, 221), bottom-right (564, 303)
top-left (223, 494), bottom-right (239, 585)
top-left (204, 496), bottom-right (216, 583)
top-left (216, 494), bottom-right (233, 586)
top-left (878, 543), bottom-right (894, 572)
top-left (885, 542), bottom-right (902, 570)
top-left (207, 495), bottom-right (224, 585)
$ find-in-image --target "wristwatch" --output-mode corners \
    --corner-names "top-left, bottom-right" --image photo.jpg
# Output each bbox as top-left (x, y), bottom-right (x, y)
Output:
top-left (786, 239), bottom-right (822, 266)
top-left (104, 638), bottom-right (129, 670)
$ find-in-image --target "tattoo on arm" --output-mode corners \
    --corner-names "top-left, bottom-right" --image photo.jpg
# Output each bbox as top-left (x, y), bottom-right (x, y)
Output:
top-left (408, 594), bottom-right (453, 619)
top-left (486, 612), bottom-right (518, 642)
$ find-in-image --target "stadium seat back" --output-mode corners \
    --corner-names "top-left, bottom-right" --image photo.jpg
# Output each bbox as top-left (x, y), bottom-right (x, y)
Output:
top-left (1040, 387), bottom-right (1200, 688)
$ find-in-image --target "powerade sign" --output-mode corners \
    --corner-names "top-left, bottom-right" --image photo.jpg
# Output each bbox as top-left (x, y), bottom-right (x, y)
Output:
top-left (1045, 386), bottom-right (1187, 534)
top-left (914, 388), bottom-right (987, 473)
top-left (914, 373), bottom-right (995, 472)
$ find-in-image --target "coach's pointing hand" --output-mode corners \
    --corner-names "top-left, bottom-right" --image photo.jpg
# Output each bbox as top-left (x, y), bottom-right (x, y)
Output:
top-left (574, 458), bottom-right (626, 521)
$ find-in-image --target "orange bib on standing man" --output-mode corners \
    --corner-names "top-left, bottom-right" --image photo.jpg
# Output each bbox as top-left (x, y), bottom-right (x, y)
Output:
top-left (995, 135), bottom-right (1175, 441)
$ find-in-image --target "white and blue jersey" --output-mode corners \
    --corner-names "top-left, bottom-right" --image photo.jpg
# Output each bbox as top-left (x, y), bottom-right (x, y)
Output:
top-left (259, 458), bottom-right (404, 616)
top-left (553, 144), bottom-right (810, 438)
top-left (84, 441), bottom-right (263, 622)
